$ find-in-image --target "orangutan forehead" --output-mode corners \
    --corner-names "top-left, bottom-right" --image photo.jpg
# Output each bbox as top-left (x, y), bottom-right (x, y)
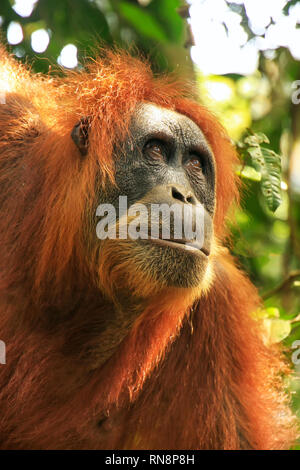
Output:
top-left (130, 103), bottom-right (210, 151)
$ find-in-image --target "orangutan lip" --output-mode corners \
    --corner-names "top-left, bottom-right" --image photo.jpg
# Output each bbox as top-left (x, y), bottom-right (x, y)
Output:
top-left (148, 238), bottom-right (210, 256)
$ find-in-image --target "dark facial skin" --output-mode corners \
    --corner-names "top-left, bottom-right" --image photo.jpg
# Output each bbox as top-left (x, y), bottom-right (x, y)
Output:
top-left (115, 103), bottom-right (215, 217)
top-left (97, 103), bottom-right (216, 289)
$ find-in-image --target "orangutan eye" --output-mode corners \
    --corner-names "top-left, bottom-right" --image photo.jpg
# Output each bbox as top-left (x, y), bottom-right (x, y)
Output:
top-left (143, 140), bottom-right (166, 161)
top-left (185, 155), bottom-right (203, 171)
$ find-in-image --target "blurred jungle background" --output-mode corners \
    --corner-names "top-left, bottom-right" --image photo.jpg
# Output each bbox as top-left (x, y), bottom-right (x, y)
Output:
top-left (1, 0), bottom-right (300, 446)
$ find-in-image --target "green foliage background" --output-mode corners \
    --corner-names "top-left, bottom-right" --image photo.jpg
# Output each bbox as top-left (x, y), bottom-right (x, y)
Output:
top-left (1, 0), bottom-right (300, 447)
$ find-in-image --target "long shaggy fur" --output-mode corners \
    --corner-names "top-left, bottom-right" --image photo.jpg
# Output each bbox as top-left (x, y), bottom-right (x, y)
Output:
top-left (0, 46), bottom-right (297, 449)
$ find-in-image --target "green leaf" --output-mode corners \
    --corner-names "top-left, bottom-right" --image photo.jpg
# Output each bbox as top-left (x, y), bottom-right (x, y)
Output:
top-left (262, 318), bottom-right (291, 344)
top-left (119, 2), bottom-right (169, 43)
top-left (236, 165), bottom-right (261, 182)
top-left (283, 0), bottom-right (300, 15)
top-left (255, 306), bottom-right (280, 319)
top-left (266, 307), bottom-right (280, 318)
top-left (23, 21), bottom-right (47, 36)
top-left (256, 147), bottom-right (282, 212)
top-left (148, 0), bottom-right (183, 44)
top-left (236, 131), bottom-right (282, 212)
top-left (244, 132), bottom-right (270, 146)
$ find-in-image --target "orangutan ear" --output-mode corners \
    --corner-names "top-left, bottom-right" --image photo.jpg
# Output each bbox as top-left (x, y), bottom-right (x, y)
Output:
top-left (71, 117), bottom-right (91, 157)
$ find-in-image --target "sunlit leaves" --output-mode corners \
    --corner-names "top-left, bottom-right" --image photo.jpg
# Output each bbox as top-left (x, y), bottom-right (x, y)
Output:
top-left (236, 164), bottom-right (261, 182)
top-left (255, 307), bottom-right (292, 345)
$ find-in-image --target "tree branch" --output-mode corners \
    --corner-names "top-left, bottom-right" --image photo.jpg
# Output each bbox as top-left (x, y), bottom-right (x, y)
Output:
top-left (261, 270), bottom-right (300, 300)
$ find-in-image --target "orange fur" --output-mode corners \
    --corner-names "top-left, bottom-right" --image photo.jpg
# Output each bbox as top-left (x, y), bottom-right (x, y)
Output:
top-left (0, 46), bottom-right (297, 449)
